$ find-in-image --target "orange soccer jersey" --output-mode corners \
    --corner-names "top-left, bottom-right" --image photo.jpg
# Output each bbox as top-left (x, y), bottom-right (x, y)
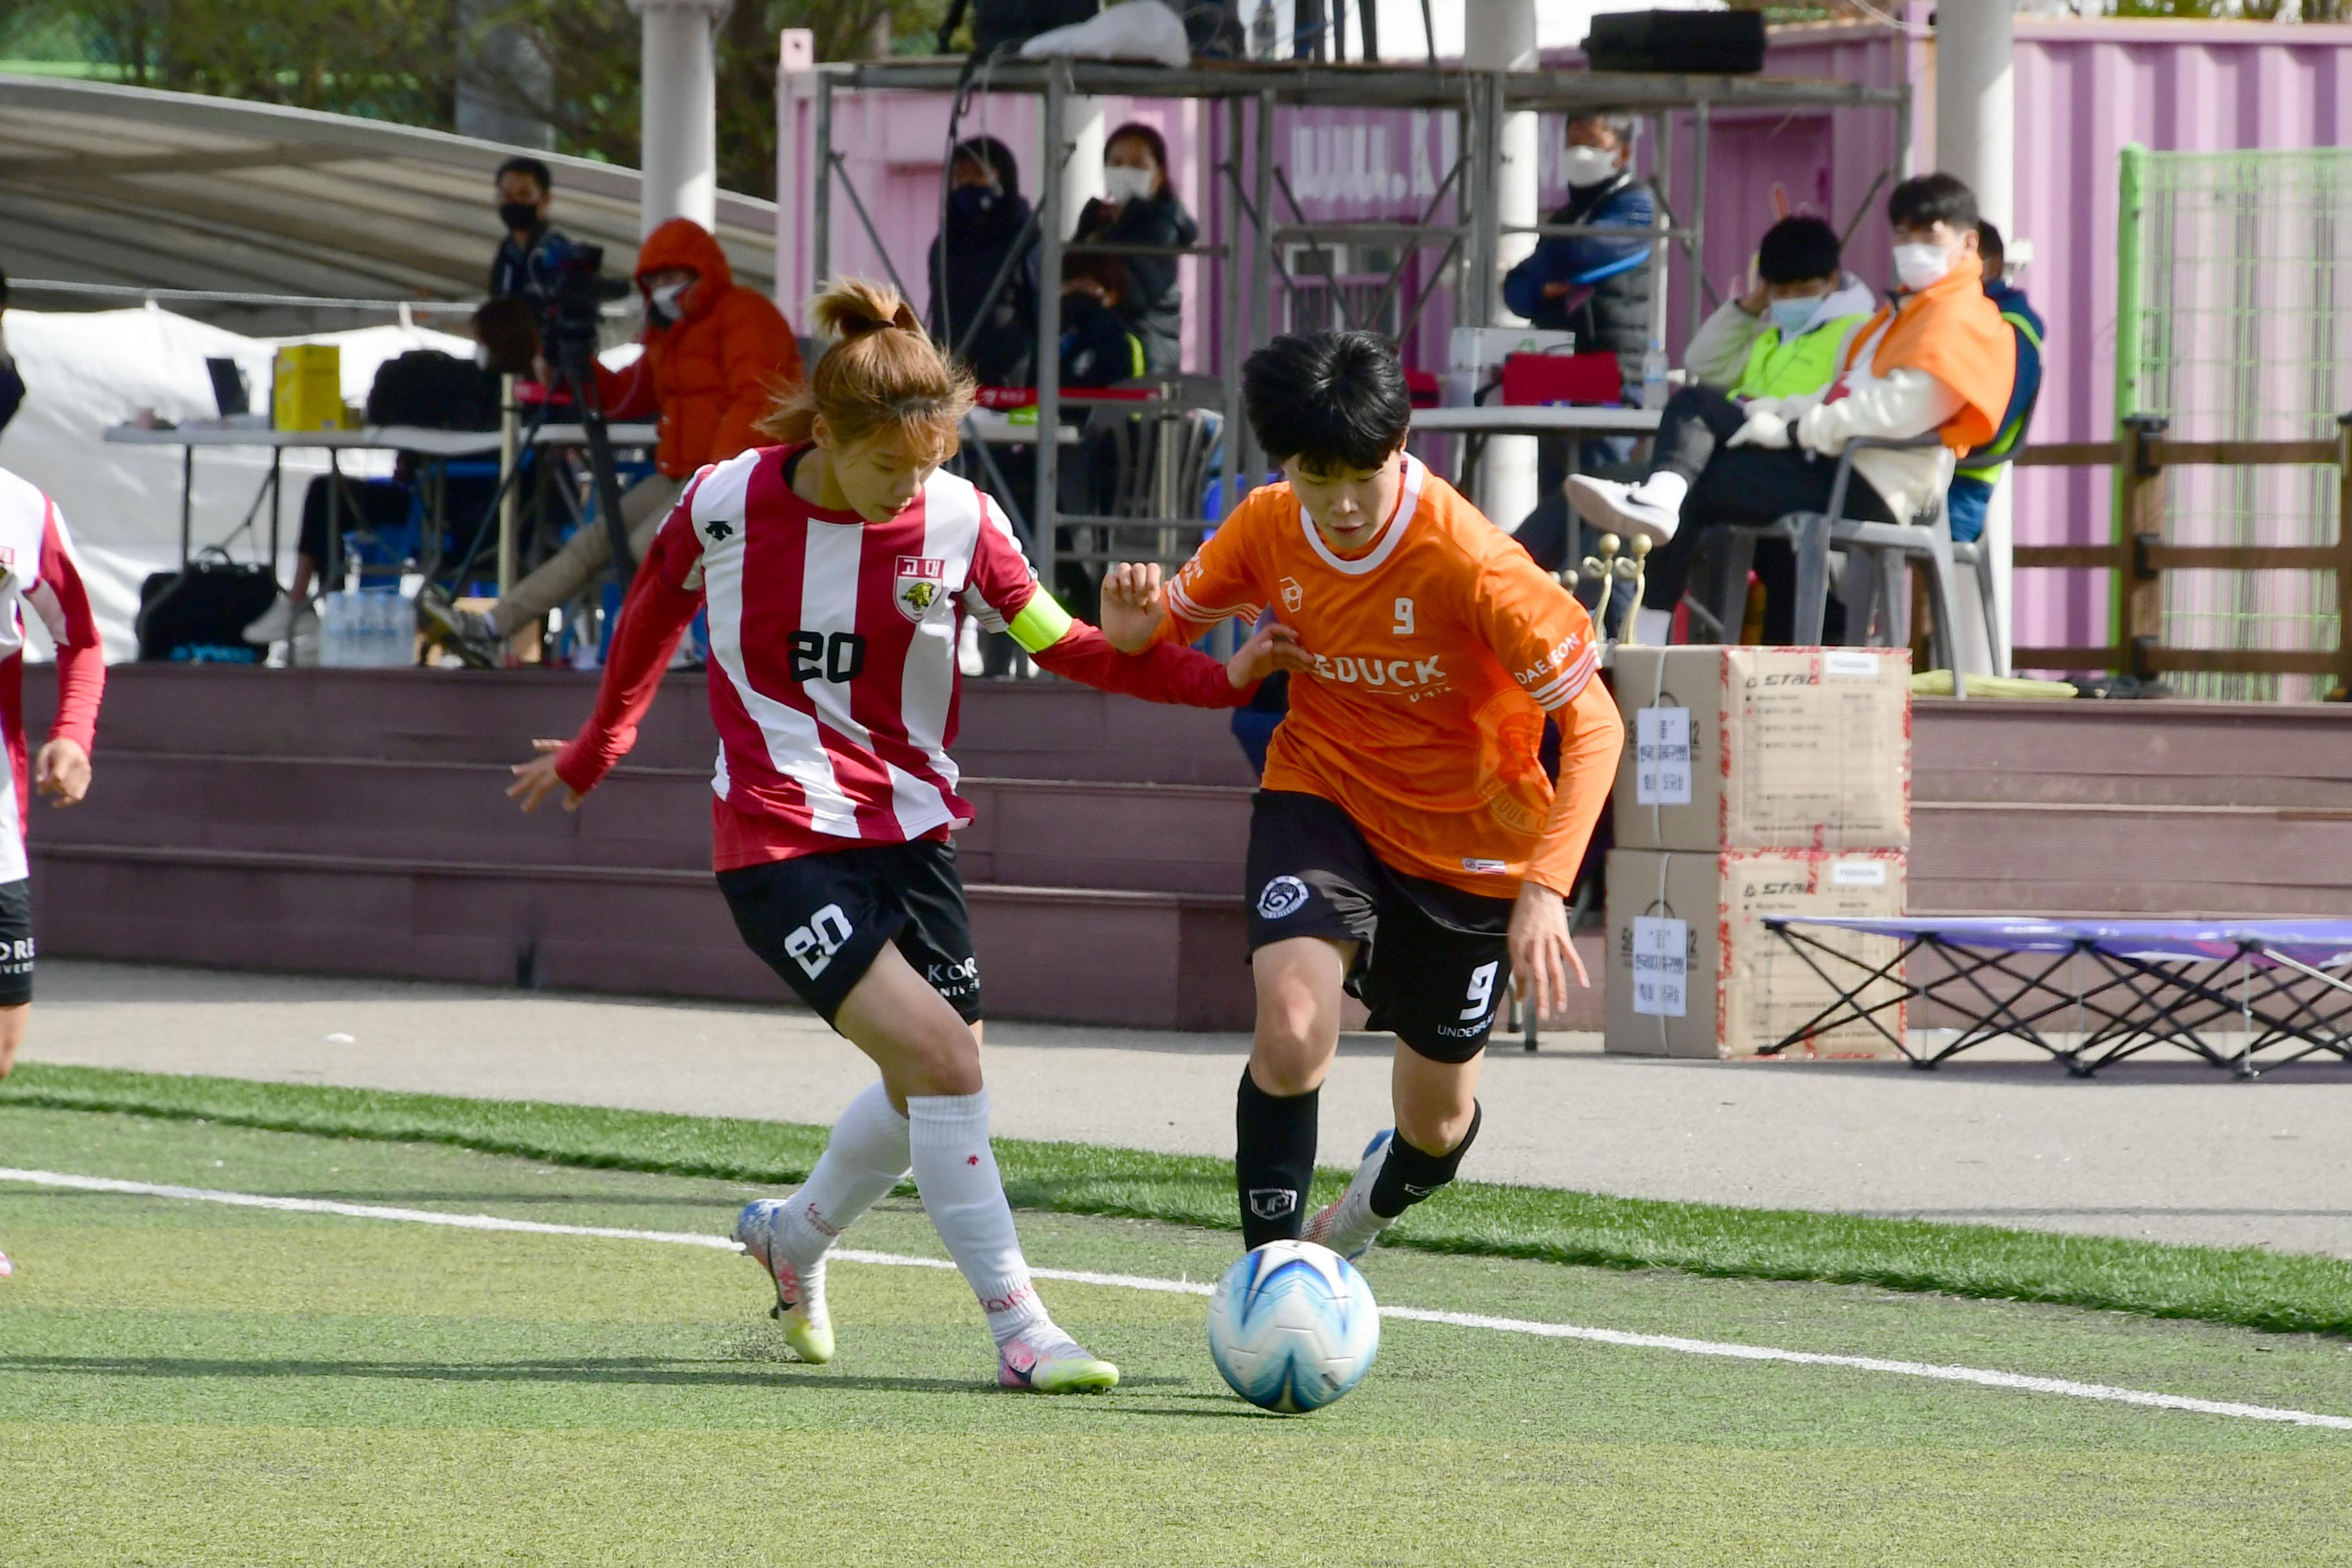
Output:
top-left (1159, 453), bottom-right (1622, 897)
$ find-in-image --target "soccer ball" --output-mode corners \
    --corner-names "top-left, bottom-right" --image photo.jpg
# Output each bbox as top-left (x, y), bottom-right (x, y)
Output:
top-left (1206, 1240), bottom-right (1380, 1413)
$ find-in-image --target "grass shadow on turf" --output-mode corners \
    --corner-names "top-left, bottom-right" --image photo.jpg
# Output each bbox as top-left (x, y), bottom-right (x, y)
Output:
top-left (15, 1063), bottom-right (2352, 1340)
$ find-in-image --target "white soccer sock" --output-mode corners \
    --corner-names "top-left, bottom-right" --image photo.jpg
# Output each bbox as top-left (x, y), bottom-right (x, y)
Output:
top-left (776, 1079), bottom-right (912, 1269)
top-left (1634, 607), bottom-right (1676, 646)
top-left (1633, 471), bottom-right (1689, 511)
top-left (906, 1089), bottom-right (1051, 1346)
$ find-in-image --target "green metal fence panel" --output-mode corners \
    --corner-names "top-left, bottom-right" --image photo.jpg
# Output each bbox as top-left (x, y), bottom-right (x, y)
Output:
top-left (2118, 146), bottom-right (2352, 703)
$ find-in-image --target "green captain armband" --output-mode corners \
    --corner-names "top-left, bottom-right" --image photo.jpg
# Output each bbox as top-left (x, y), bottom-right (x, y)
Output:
top-left (1006, 589), bottom-right (1075, 654)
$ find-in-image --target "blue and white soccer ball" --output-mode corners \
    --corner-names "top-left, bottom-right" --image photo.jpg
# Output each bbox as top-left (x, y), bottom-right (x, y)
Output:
top-left (1206, 1239), bottom-right (1380, 1413)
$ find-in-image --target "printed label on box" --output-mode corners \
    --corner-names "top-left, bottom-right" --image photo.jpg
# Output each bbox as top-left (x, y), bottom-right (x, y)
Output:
top-left (1830, 859), bottom-right (1890, 887)
top-left (1823, 650), bottom-right (1880, 680)
top-left (1634, 707), bottom-right (1692, 805)
top-left (1631, 915), bottom-right (1689, 1017)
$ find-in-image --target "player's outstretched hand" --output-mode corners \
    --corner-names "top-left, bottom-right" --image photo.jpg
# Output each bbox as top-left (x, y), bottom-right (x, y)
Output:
top-left (508, 740), bottom-right (585, 814)
top-left (1508, 881), bottom-right (1589, 1023)
top-left (34, 738), bottom-right (90, 808)
top-left (1098, 561), bottom-right (1166, 652)
top-left (1226, 622), bottom-right (1309, 688)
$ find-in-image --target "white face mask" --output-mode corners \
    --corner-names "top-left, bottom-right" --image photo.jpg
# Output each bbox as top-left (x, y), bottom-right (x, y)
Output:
top-left (1892, 242), bottom-right (1954, 291)
top-left (647, 280), bottom-right (690, 324)
top-left (1560, 144), bottom-right (1620, 189)
top-left (1104, 164), bottom-right (1155, 206)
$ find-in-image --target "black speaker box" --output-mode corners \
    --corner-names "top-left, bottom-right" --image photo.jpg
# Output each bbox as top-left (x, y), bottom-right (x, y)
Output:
top-left (1583, 10), bottom-right (1769, 75)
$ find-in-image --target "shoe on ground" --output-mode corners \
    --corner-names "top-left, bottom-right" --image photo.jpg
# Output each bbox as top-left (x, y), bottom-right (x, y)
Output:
top-left (1564, 475), bottom-right (1681, 545)
top-left (998, 1328), bottom-right (1119, 1393)
top-left (415, 584), bottom-right (503, 670)
top-left (1302, 1128), bottom-right (1394, 1264)
top-left (732, 1199), bottom-right (835, 1364)
top-left (242, 591), bottom-right (304, 645)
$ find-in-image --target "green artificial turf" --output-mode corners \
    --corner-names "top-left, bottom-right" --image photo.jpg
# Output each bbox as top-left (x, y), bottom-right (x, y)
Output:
top-left (5, 1105), bottom-right (2352, 1567)
top-left (8, 1062), bottom-right (2352, 1340)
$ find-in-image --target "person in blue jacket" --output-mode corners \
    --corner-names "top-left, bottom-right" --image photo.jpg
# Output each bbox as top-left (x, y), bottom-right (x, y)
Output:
top-left (1946, 219), bottom-right (2045, 544)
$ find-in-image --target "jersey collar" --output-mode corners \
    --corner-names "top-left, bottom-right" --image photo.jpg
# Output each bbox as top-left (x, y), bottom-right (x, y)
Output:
top-left (1296, 454), bottom-right (1423, 576)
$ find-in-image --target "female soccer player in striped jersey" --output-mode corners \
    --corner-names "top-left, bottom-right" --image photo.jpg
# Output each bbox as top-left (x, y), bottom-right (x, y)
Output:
top-left (509, 279), bottom-right (1295, 1392)
top-left (1100, 329), bottom-right (1624, 1265)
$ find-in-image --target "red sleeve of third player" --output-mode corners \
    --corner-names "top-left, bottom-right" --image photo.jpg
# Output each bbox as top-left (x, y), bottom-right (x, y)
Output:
top-left (553, 477), bottom-right (708, 796)
top-left (28, 500), bottom-right (105, 754)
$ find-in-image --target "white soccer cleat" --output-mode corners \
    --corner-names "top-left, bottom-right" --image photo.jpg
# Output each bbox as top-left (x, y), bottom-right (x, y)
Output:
top-left (732, 1199), bottom-right (835, 1364)
top-left (997, 1326), bottom-right (1119, 1394)
top-left (1302, 1129), bottom-right (1395, 1264)
top-left (1564, 475), bottom-right (1681, 545)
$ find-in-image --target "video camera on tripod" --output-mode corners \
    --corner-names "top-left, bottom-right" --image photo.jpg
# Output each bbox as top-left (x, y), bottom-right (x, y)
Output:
top-left (522, 238), bottom-right (640, 589)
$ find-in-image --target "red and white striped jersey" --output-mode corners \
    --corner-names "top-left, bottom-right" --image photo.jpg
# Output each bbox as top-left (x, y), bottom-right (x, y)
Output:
top-left (0, 469), bottom-right (104, 883)
top-left (556, 444), bottom-right (1244, 869)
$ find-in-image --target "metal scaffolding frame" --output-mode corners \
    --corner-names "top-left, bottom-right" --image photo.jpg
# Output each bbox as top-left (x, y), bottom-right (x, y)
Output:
top-left (807, 57), bottom-right (1908, 593)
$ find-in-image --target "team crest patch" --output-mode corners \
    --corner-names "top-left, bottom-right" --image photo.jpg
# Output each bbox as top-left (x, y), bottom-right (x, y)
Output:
top-left (1256, 875), bottom-right (1310, 921)
top-left (895, 555), bottom-right (947, 621)
top-left (1279, 576), bottom-right (1303, 612)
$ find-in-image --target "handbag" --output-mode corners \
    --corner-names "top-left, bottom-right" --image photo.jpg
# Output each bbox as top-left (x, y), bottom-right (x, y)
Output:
top-left (135, 547), bottom-right (282, 664)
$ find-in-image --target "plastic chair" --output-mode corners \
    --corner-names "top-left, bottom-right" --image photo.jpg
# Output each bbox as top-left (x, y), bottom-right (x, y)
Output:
top-left (1703, 434), bottom-right (2003, 696)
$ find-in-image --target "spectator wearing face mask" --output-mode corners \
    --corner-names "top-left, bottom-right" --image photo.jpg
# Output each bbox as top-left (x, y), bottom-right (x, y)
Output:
top-left (488, 156), bottom-right (571, 308)
top-left (1945, 219), bottom-right (2045, 546)
top-left (1070, 122), bottom-right (1197, 377)
top-left (1566, 173), bottom-right (2015, 645)
top-left (927, 136), bottom-right (1039, 389)
top-left (422, 217), bottom-right (804, 666)
top-left (1502, 112), bottom-right (1658, 387)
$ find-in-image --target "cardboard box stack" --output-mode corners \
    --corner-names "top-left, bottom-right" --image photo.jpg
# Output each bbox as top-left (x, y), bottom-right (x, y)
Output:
top-left (1604, 647), bottom-right (1912, 1059)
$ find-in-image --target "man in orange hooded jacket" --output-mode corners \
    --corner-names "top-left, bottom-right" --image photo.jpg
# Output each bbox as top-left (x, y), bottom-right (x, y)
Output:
top-left (1566, 172), bottom-right (2014, 644)
top-left (427, 217), bottom-right (804, 656)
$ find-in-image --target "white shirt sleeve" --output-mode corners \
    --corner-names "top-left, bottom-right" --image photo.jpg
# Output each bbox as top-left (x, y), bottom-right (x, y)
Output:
top-left (1792, 368), bottom-right (1963, 457)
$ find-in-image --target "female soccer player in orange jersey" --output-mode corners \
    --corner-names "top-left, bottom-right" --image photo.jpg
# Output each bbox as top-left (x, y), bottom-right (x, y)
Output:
top-left (1100, 329), bottom-right (1625, 1259)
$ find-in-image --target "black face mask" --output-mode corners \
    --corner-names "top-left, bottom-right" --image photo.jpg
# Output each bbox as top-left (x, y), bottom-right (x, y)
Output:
top-left (499, 201), bottom-right (541, 235)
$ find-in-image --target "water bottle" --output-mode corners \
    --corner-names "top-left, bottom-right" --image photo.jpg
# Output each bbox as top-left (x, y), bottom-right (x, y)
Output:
top-left (1640, 338), bottom-right (1669, 410)
top-left (320, 591), bottom-right (349, 668)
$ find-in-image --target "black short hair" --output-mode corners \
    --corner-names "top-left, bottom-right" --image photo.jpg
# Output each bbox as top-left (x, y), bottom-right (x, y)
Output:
top-left (1242, 330), bottom-right (1411, 473)
top-left (473, 297), bottom-right (541, 376)
top-left (1756, 215), bottom-right (1840, 286)
top-left (496, 155), bottom-right (553, 195)
top-left (1975, 219), bottom-right (2006, 279)
top-left (1889, 172), bottom-right (1977, 233)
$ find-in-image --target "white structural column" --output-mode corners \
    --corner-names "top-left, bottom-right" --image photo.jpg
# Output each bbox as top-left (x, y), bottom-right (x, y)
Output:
top-left (1057, 99), bottom-right (1107, 248)
top-left (1465, 0), bottom-right (1540, 533)
top-left (633, 0), bottom-right (727, 237)
top-left (1936, 0), bottom-right (2016, 673)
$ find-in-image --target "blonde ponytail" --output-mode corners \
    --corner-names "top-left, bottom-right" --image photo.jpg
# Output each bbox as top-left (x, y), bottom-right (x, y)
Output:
top-left (759, 277), bottom-right (975, 460)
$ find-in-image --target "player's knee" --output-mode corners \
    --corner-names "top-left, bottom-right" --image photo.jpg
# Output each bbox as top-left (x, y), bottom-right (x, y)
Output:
top-left (897, 1017), bottom-right (983, 1098)
top-left (1251, 997), bottom-right (1332, 1095)
top-left (1396, 1099), bottom-right (1475, 1157)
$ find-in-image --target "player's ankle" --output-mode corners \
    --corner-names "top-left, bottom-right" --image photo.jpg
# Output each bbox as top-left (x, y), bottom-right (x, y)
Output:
top-left (1370, 1102), bottom-right (1482, 1220)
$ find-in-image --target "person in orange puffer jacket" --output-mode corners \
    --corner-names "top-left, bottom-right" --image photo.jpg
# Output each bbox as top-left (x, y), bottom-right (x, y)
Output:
top-left (423, 217), bottom-right (804, 660)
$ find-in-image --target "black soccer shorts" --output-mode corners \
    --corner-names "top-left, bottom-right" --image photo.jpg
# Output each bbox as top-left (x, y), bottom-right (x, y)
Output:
top-left (717, 839), bottom-right (981, 1027)
top-left (0, 877), bottom-right (32, 1007)
top-left (1242, 790), bottom-right (1513, 1064)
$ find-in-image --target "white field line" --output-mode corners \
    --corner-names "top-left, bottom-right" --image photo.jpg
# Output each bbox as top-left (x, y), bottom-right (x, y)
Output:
top-left (4, 1165), bottom-right (2347, 1432)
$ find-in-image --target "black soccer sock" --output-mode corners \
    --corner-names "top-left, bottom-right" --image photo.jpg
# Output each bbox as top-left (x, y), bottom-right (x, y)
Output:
top-left (1235, 1066), bottom-right (1318, 1249)
top-left (1369, 1101), bottom-right (1484, 1220)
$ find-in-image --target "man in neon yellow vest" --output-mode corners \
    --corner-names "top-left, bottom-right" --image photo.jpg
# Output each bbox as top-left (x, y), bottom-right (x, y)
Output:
top-left (1685, 215), bottom-right (1877, 402)
top-left (1569, 214), bottom-right (1876, 642)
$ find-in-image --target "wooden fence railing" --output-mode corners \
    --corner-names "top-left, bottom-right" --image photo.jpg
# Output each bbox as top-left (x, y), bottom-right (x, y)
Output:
top-left (2009, 413), bottom-right (2352, 690)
